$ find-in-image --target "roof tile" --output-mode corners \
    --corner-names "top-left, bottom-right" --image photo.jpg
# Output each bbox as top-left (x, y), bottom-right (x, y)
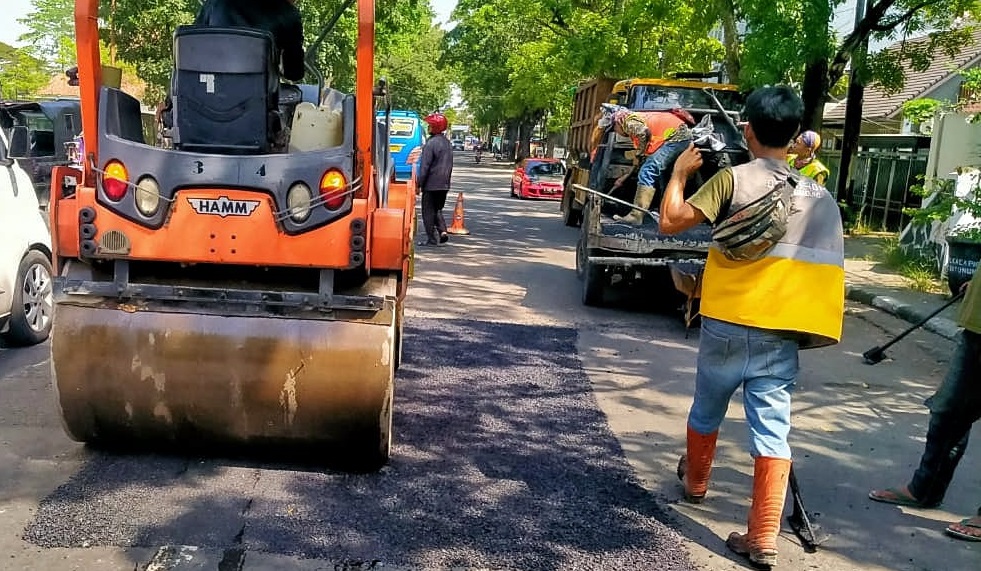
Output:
top-left (824, 27), bottom-right (981, 122)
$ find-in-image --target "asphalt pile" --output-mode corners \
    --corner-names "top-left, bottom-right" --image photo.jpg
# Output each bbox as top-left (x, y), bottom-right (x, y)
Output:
top-left (24, 318), bottom-right (697, 570)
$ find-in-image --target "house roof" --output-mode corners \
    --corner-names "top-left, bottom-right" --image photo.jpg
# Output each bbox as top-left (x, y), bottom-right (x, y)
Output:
top-left (36, 70), bottom-right (147, 104)
top-left (824, 27), bottom-right (981, 123)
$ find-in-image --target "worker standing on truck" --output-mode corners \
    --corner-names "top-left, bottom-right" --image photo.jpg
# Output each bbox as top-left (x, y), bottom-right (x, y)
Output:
top-left (598, 104), bottom-right (694, 225)
top-left (416, 112), bottom-right (454, 246)
top-left (658, 85), bottom-right (845, 568)
top-left (194, 0), bottom-right (305, 82)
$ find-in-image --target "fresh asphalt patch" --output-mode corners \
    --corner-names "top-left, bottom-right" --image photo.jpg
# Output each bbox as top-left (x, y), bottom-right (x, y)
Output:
top-left (23, 318), bottom-right (696, 570)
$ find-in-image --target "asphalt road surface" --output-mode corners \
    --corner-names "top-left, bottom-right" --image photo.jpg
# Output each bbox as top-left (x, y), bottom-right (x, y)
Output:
top-left (1, 152), bottom-right (978, 571)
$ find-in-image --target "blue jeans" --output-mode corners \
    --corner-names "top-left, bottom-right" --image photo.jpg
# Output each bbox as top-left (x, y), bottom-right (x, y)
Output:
top-left (637, 139), bottom-right (691, 190)
top-left (908, 330), bottom-right (981, 508)
top-left (688, 317), bottom-right (800, 459)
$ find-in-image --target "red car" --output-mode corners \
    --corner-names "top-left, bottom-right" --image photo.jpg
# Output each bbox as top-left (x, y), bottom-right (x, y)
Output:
top-left (510, 158), bottom-right (566, 200)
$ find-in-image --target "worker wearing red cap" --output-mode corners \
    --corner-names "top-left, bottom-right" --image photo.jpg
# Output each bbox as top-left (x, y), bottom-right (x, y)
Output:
top-left (417, 112), bottom-right (454, 246)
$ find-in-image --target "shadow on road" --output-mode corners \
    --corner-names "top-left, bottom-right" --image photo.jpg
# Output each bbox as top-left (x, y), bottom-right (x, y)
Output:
top-left (22, 318), bottom-right (700, 570)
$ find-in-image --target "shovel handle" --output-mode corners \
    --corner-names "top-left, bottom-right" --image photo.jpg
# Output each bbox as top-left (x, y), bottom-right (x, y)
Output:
top-left (873, 289), bottom-right (965, 354)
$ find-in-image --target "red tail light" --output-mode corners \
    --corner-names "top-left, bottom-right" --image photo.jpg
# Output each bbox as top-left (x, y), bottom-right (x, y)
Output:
top-left (102, 161), bottom-right (129, 201)
top-left (319, 170), bottom-right (347, 210)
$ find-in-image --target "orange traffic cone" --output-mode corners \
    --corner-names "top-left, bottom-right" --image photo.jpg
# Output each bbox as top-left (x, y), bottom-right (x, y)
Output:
top-left (446, 192), bottom-right (470, 235)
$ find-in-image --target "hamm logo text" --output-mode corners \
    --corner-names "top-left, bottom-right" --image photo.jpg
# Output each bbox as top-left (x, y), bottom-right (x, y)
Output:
top-left (188, 197), bottom-right (261, 218)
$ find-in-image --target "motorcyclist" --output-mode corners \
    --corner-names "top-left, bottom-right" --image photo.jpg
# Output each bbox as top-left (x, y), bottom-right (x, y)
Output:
top-left (193, 0), bottom-right (305, 82)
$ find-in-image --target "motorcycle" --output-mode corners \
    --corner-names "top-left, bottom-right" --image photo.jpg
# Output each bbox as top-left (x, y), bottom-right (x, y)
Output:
top-left (474, 147), bottom-right (482, 163)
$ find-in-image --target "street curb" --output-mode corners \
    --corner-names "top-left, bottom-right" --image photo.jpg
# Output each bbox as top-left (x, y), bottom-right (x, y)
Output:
top-left (846, 285), bottom-right (963, 341)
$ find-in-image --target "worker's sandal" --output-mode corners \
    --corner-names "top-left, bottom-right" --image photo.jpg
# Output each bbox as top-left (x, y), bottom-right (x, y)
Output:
top-left (676, 426), bottom-right (718, 503)
top-left (725, 456), bottom-right (791, 569)
top-left (614, 185), bottom-right (655, 225)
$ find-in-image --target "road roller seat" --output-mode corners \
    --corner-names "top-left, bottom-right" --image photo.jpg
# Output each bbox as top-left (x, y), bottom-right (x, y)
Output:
top-left (170, 25), bottom-right (280, 154)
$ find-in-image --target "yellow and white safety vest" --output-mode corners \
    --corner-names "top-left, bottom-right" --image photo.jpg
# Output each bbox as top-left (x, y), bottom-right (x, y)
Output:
top-left (701, 158), bottom-right (845, 349)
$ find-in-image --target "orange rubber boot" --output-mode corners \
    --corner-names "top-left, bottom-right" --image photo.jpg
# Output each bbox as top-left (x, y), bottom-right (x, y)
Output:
top-left (677, 426), bottom-right (718, 503)
top-left (726, 457), bottom-right (791, 569)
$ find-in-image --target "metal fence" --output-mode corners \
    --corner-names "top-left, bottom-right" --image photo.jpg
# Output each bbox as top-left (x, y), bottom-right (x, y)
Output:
top-left (821, 148), bottom-right (930, 232)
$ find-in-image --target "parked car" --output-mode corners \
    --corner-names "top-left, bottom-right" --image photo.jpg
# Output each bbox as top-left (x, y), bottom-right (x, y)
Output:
top-left (0, 127), bottom-right (54, 346)
top-left (0, 99), bottom-right (82, 210)
top-left (510, 158), bottom-right (566, 200)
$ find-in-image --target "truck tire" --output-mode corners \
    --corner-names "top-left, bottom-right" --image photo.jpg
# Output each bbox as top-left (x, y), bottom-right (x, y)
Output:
top-left (576, 219), bottom-right (603, 306)
top-left (2, 250), bottom-right (53, 347)
top-left (563, 194), bottom-right (582, 227)
top-left (581, 257), bottom-right (604, 306)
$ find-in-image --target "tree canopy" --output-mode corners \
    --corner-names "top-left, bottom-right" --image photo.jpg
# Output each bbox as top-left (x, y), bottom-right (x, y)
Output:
top-left (445, 0), bottom-right (727, 136)
top-left (15, 0), bottom-right (981, 136)
top-left (17, 0), bottom-right (454, 113)
top-left (0, 42), bottom-right (50, 100)
top-left (443, 0), bottom-right (981, 138)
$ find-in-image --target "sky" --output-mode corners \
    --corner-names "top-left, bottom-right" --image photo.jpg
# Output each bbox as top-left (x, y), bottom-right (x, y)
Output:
top-left (0, 0), bottom-right (32, 47)
top-left (432, 0), bottom-right (458, 29)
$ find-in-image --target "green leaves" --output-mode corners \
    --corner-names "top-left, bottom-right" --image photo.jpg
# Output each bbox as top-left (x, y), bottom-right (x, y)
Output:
top-left (445, 0), bottom-right (726, 132)
top-left (16, 0), bottom-right (76, 70)
top-left (0, 42), bottom-right (50, 99)
top-left (901, 97), bottom-right (941, 124)
top-left (14, 0), bottom-right (453, 108)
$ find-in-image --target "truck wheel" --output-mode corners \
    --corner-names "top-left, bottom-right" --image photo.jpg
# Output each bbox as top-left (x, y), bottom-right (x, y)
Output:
top-left (2, 251), bottom-right (53, 347)
top-left (563, 194), bottom-right (582, 227)
top-left (581, 258), bottom-right (604, 306)
top-left (577, 235), bottom-right (603, 305)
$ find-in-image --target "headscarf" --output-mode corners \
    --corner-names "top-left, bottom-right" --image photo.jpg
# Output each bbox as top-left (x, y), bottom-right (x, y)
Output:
top-left (798, 130), bottom-right (821, 153)
top-left (793, 130), bottom-right (822, 170)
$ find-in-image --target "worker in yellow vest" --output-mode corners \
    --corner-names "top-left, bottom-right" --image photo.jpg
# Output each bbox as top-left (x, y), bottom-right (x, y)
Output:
top-left (658, 85), bottom-right (845, 569)
top-left (788, 130), bottom-right (830, 186)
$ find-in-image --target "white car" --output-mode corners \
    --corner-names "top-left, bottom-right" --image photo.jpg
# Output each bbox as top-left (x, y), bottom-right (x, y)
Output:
top-left (0, 128), bottom-right (53, 346)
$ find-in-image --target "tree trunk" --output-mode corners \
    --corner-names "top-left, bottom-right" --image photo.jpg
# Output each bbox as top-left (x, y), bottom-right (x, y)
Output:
top-left (801, 59), bottom-right (830, 132)
top-left (717, 0), bottom-right (741, 83)
top-left (505, 121), bottom-right (519, 162)
top-left (517, 118), bottom-right (533, 162)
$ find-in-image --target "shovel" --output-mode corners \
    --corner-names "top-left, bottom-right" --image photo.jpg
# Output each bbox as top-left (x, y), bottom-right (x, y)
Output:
top-left (862, 290), bottom-right (965, 365)
top-left (787, 466), bottom-right (829, 552)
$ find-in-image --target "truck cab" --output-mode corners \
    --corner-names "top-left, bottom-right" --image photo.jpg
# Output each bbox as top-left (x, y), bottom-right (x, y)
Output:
top-left (565, 76), bottom-right (749, 321)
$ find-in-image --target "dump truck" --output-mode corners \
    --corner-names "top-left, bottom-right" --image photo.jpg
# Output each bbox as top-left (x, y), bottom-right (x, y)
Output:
top-left (560, 77), bottom-right (617, 227)
top-left (46, 0), bottom-right (414, 470)
top-left (563, 76), bottom-right (749, 315)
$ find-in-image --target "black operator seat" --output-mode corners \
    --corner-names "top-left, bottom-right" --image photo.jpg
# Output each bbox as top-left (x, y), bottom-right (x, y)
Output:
top-left (170, 25), bottom-right (280, 154)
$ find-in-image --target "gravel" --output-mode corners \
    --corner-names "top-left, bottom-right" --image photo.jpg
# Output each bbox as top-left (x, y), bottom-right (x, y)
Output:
top-left (23, 318), bottom-right (697, 571)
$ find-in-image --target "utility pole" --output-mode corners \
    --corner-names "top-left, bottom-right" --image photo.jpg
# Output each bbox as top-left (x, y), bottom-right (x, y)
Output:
top-left (835, 0), bottom-right (871, 203)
